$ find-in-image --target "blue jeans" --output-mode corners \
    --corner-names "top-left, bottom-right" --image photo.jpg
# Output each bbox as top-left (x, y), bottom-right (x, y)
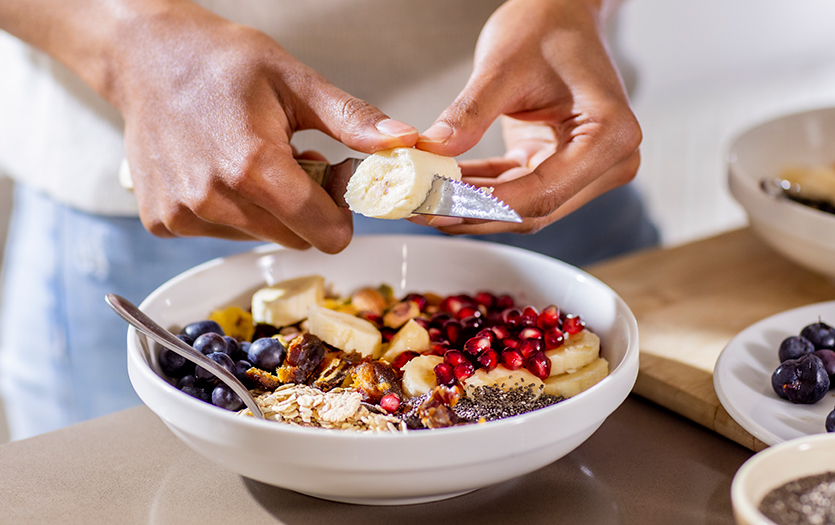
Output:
top-left (0, 182), bottom-right (656, 440)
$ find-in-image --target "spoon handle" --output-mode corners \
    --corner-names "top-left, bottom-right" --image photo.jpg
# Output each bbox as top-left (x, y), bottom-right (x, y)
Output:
top-left (105, 294), bottom-right (265, 419)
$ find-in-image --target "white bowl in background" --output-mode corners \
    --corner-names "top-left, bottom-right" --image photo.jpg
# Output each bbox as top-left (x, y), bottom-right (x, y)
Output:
top-left (732, 432), bottom-right (835, 525)
top-left (126, 235), bottom-right (639, 505)
top-left (728, 106), bottom-right (835, 281)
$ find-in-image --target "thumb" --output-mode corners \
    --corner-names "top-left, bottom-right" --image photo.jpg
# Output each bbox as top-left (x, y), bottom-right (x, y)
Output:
top-left (416, 74), bottom-right (508, 157)
top-left (297, 81), bottom-right (419, 154)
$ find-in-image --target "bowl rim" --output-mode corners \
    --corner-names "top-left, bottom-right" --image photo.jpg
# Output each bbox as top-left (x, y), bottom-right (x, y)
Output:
top-left (129, 234), bottom-right (640, 441)
top-left (731, 432), bottom-right (835, 524)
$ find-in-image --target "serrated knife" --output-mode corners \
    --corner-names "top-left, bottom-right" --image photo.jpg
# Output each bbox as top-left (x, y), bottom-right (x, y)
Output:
top-left (298, 158), bottom-right (522, 223)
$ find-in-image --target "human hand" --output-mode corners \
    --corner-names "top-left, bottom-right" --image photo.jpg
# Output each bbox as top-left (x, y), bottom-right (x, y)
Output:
top-left (414, 0), bottom-right (640, 234)
top-left (107, 2), bottom-right (418, 252)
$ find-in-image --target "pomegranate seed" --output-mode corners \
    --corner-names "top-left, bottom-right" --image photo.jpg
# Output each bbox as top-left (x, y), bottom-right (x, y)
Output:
top-left (460, 315), bottom-right (483, 335)
top-left (518, 327), bottom-right (543, 340)
top-left (444, 349), bottom-right (469, 368)
top-left (442, 319), bottom-right (463, 346)
top-left (391, 351), bottom-right (419, 374)
top-left (521, 306), bottom-right (539, 327)
top-left (525, 351), bottom-right (551, 380)
top-left (544, 327), bottom-right (565, 350)
top-left (379, 393), bottom-right (401, 414)
top-left (519, 338), bottom-right (543, 359)
top-left (463, 335), bottom-right (492, 356)
top-left (502, 336), bottom-right (521, 350)
top-left (358, 312), bottom-right (383, 326)
top-left (563, 315), bottom-right (585, 335)
top-left (404, 293), bottom-right (428, 311)
top-left (455, 305), bottom-right (481, 321)
top-left (496, 294), bottom-right (515, 311)
top-left (490, 325), bottom-right (511, 340)
top-left (381, 327), bottom-right (397, 343)
top-left (434, 363), bottom-right (456, 386)
top-left (502, 308), bottom-right (523, 330)
top-left (537, 305), bottom-right (561, 330)
top-left (428, 327), bottom-right (444, 342)
top-left (477, 349), bottom-right (500, 371)
top-left (501, 349), bottom-right (525, 370)
top-left (486, 311), bottom-right (504, 327)
top-left (475, 292), bottom-right (496, 310)
top-left (430, 311), bottom-right (453, 328)
top-left (454, 361), bottom-right (475, 382)
top-left (428, 341), bottom-right (450, 356)
top-left (475, 328), bottom-right (495, 344)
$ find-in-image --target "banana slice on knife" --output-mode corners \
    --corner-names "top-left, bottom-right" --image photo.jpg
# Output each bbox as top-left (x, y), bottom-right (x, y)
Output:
top-left (344, 148), bottom-right (462, 219)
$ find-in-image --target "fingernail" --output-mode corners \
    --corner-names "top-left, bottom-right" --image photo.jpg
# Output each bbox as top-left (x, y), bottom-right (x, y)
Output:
top-left (427, 216), bottom-right (463, 227)
top-left (376, 119), bottom-right (417, 137)
top-left (419, 122), bottom-right (454, 144)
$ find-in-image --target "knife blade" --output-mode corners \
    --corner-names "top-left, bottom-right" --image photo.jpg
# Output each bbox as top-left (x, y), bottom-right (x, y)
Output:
top-left (298, 158), bottom-right (522, 223)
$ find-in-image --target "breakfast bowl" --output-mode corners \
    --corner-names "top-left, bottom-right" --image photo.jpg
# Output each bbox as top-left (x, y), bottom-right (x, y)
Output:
top-left (728, 106), bottom-right (835, 281)
top-left (731, 432), bottom-right (835, 525)
top-left (126, 235), bottom-right (639, 505)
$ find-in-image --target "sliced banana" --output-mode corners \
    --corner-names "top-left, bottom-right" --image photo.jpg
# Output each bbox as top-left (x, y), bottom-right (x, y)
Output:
top-left (344, 148), bottom-right (462, 219)
top-left (546, 329), bottom-right (600, 376)
top-left (401, 355), bottom-right (444, 398)
top-left (251, 275), bottom-right (325, 327)
top-left (307, 305), bottom-right (382, 359)
top-left (542, 357), bottom-right (609, 399)
top-left (381, 319), bottom-right (431, 363)
top-left (463, 366), bottom-right (544, 399)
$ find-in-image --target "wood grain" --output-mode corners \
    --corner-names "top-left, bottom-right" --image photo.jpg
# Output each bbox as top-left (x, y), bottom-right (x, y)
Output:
top-left (586, 228), bottom-right (835, 451)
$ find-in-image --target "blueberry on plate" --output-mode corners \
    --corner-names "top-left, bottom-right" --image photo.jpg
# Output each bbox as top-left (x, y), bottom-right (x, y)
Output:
top-left (827, 408), bottom-right (835, 433)
top-left (800, 321), bottom-right (835, 350)
top-left (771, 354), bottom-right (830, 404)
top-left (778, 335), bottom-right (815, 362)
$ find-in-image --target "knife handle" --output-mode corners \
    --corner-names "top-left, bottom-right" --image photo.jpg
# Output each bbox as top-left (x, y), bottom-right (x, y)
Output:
top-left (297, 158), bottom-right (360, 208)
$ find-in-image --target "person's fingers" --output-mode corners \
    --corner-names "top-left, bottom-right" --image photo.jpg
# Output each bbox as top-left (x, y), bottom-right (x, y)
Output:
top-left (415, 74), bottom-right (510, 157)
top-left (430, 148), bottom-right (641, 236)
top-left (287, 72), bottom-right (419, 154)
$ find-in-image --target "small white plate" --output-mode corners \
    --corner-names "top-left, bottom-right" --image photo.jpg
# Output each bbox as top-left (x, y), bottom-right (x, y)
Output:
top-left (714, 300), bottom-right (835, 446)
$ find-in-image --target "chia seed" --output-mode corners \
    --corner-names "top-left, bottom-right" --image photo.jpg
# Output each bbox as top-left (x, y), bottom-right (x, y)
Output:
top-left (759, 472), bottom-right (835, 525)
top-left (453, 384), bottom-right (563, 422)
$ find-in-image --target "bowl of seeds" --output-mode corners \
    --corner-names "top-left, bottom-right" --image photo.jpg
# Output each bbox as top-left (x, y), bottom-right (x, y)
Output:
top-left (732, 432), bottom-right (835, 524)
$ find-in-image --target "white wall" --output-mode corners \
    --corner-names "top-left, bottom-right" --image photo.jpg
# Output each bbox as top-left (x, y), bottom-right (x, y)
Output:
top-left (617, 0), bottom-right (835, 246)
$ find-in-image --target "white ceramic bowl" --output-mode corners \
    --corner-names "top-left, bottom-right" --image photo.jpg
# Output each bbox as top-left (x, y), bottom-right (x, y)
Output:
top-left (732, 433), bottom-right (835, 525)
top-left (126, 235), bottom-right (639, 505)
top-left (728, 106), bottom-right (835, 281)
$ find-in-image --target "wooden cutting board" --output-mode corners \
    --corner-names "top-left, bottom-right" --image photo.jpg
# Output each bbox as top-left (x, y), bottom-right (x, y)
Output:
top-left (585, 228), bottom-right (835, 451)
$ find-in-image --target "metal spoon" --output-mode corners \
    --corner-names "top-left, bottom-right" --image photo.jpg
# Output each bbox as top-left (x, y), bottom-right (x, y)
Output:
top-left (105, 294), bottom-right (265, 419)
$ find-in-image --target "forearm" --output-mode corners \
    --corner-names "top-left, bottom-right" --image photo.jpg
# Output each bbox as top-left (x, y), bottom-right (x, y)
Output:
top-left (0, 0), bottom-right (213, 110)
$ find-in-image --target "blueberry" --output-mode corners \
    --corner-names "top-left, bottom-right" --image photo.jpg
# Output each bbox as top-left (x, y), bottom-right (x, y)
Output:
top-left (180, 320), bottom-right (224, 340)
top-left (180, 379), bottom-right (212, 403)
top-left (159, 346), bottom-right (195, 378)
top-left (233, 359), bottom-right (254, 388)
top-left (176, 375), bottom-right (198, 390)
top-left (778, 335), bottom-right (815, 362)
top-left (193, 332), bottom-right (228, 356)
top-left (194, 352), bottom-right (235, 384)
top-left (247, 337), bottom-right (287, 371)
top-left (771, 354), bottom-right (830, 404)
top-left (827, 408), bottom-right (835, 433)
top-left (814, 349), bottom-right (835, 387)
top-left (211, 384), bottom-right (245, 411)
top-left (223, 336), bottom-right (242, 357)
top-left (800, 321), bottom-right (835, 350)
